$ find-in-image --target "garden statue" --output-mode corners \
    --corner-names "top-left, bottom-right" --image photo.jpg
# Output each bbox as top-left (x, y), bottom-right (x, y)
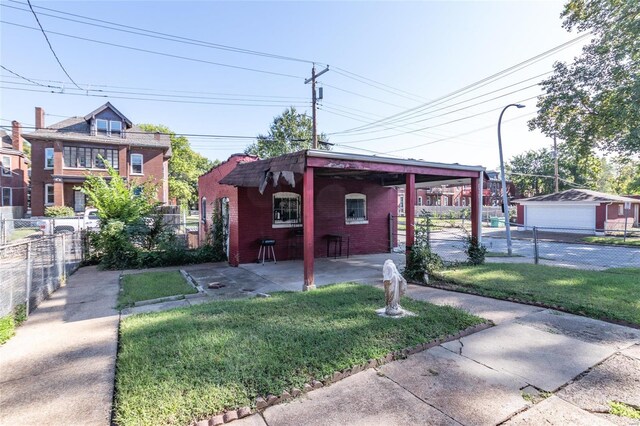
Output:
top-left (380, 259), bottom-right (410, 317)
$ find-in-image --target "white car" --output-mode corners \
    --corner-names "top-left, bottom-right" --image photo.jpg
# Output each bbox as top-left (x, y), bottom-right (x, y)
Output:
top-left (38, 209), bottom-right (100, 234)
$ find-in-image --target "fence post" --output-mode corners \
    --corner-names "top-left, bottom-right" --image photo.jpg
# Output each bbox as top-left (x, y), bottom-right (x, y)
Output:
top-left (25, 242), bottom-right (32, 316)
top-left (61, 233), bottom-right (67, 281)
top-left (1, 218), bottom-right (5, 245)
top-left (533, 226), bottom-right (539, 265)
top-left (388, 213), bottom-right (393, 252)
top-left (426, 213), bottom-right (431, 246)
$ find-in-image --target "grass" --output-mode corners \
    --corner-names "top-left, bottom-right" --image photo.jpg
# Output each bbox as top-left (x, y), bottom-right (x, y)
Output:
top-left (114, 283), bottom-right (484, 425)
top-left (485, 252), bottom-right (524, 258)
top-left (609, 401), bottom-right (640, 419)
top-left (8, 228), bottom-right (41, 242)
top-left (437, 263), bottom-right (640, 326)
top-left (583, 236), bottom-right (640, 246)
top-left (0, 304), bottom-right (27, 345)
top-left (118, 271), bottom-right (197, 308)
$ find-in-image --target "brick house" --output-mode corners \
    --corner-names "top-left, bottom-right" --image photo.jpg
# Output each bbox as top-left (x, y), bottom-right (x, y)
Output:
top-left (23, 103), bottom-right (171, 216)
top-left (0, 121), bottom-right (29, 216)
top-left (199, 150), bottom-right (486, 289)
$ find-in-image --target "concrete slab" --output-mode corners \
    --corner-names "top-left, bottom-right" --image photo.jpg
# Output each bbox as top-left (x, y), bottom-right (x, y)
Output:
top-left (503, 396), bottom-right (615, 425)
top-left (441, 322), bottom-right (613, 391)
top-left (622, 344), bottom-right (640, 360)
top-left (380, 346), bottom-right (529, 425)
top-left (556, 354), bottom-right (640, 416)
top-left (406, 285), bottom-right (544, 324)
top-left (263, 369), bottom-right (461, 426)
top-left (121, 299), bottom-right (189, 315)
top-left (233, 414), bottom-right (267, 426)
top-left (515, 309), bottom-right (640, 349)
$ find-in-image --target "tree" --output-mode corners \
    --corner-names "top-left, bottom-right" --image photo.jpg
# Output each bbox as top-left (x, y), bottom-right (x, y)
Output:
top-left (244, 107), bottom-right (329, 158)
top-left (138, 124), bottom-right (215, 207)
top-left (529, 0), bottom-right (640, 156)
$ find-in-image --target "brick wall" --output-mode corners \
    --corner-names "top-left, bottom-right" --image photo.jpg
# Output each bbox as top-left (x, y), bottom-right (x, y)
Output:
top-left (130, 147), bottom-right (167, 203)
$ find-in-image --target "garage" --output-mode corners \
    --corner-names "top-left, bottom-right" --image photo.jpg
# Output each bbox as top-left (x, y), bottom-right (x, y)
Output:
top-left (524, 204), bottom-right (595, 232)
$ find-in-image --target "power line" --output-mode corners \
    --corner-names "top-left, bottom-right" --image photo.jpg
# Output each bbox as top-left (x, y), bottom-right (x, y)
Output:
top-left (0, 65), bottom-right (62, 89)
top-left (0, 85), bottom-right (311, 108)
top-left (5, 1), bottom-right (315, 64)
top-left (330, 33), bottom-right (590, 135)
top-left (320, 83), bottom-right (408, 108)
top-left (25, 0), bottom-right (81, 90)
top-left (331, 68), bottom-right (427, 103)
top-left (2, 21), bottom-right (304, 79)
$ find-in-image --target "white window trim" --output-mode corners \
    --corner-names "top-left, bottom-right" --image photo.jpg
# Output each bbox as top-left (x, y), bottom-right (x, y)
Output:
top-left (96, 118), bottom-right (109, 135)
top-left (110, 120), bottom-right (122, 134)
top-left (2, 187), bottom-right (11, 206)
top-left (1, 156), bottom-right (10, 176)
top-left (345, 193), bottom-right (368, 225)
top-left (45, 184), bottom-right (54, 206)
top-left (130, 153), bottom-right (143, 175)
top-left (272, 191), bottom-right (301, 228)
top-left (417, 196), bottom-right (422, 206)
top-left (44, 148), bottom-right (54, 169)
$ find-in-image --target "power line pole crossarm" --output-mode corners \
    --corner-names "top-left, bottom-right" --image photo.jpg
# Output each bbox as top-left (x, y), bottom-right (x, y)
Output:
top-left (305, 64), bottom-right (330, 149)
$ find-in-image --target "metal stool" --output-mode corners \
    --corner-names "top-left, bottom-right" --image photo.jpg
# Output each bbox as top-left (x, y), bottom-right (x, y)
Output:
top-left (257, 238), bottom-right (277, 265)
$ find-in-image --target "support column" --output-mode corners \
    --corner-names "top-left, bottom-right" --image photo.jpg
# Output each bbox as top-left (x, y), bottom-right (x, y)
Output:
top-left (53, 178), bottom-right (64, 207)
top-left (303, 167), bottom-right (315, 291)
top-left (405, 173), bottom-right (415, 261)
top-left (471, 176), bottom-right (480, 241)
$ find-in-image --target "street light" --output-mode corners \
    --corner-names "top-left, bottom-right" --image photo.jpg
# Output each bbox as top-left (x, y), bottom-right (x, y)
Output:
top-left (498, 103), bottom-right (525, 256)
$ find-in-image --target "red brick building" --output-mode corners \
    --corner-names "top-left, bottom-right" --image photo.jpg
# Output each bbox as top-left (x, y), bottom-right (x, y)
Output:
top-left (24, 103), bottom-right (171, 216)
top-left (0, 122), bottom-right (29, 215)
top-left (199, 150), bottom-right (486, 289)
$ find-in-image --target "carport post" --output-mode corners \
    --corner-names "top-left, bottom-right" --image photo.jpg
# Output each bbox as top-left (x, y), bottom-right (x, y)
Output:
top-left (303, 166), bottom-right (315, 291)
top-left (405, 173), bottom-right (415, 266)
top-left (471, 176), bottom-right (481, 241)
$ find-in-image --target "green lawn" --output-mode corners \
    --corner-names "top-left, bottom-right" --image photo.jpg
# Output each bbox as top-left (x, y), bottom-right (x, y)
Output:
top-left (118, 271), bottom-right (197, 308)
top-left (438, 263), bottom-right (640, 325)
top-left (8, 228), bottom-right (41, 242)
top-left (583, 236), bottom-right (640, 246)
top-left (485, 252), bottom-right (524, 258)
top-left (115, 283), bottom-right (484, 425)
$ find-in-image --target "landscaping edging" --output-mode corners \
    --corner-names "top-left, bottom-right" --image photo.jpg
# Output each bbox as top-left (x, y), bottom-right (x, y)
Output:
top-left (193, 320), bottom-right (493, 426)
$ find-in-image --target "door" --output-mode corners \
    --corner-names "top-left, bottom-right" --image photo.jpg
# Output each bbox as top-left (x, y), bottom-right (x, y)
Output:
top-left (74, 191), bottom-right (85, 213)
top-left (525, 204), bottom-right (595, 233)
top-left (220, 197), bottom-right (230, 259)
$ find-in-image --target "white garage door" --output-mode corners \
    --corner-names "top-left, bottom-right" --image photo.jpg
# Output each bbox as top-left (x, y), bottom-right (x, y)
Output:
top-left (525, 205), bottom-right (595, 232)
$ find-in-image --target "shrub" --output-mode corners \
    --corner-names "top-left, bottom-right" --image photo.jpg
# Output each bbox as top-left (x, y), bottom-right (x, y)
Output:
top-left (0, 304), bottom-right (27, 345)
top-left (403, 212), bottom-right (443, 283)
top-left (464, 234), bottom-right (487, 265)
top-left (45, 205), bottom-right (75, 217)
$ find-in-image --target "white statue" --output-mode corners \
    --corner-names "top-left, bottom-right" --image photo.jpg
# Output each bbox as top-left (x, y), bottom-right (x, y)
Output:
top-left (382, 259), bottom-right (408, 316)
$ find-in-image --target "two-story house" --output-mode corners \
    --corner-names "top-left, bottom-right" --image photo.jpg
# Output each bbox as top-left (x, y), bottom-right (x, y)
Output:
top-left (24, 103), bottom-right (171, 216)
top-left (0, 121), bottom-right (29, 216)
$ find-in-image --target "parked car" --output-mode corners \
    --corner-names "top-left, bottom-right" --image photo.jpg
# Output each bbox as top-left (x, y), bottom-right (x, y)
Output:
top-left (39, 209), bottom-right (100, 234)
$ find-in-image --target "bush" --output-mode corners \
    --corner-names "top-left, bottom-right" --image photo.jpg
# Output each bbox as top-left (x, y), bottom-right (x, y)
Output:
top-left (464, 234), bottom-right (487, 265)
top-left (45, 205), bottom-right (75, 217)
top-left (403, 213), bottom-right (443, 283)
top-left (0, 304), bottom-right (27, 345)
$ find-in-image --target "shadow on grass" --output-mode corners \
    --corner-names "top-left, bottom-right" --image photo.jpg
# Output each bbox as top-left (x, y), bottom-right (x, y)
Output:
top-left (114, 283), bottom-right (484, 425)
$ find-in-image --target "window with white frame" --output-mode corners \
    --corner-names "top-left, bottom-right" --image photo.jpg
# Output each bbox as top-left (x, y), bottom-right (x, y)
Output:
top-left (110, 120), bottom-right (122, 134)
top-left (45, 184), bottom-right (54, 205)
top-left (96, 119), bottom-right (109, 134)
top-left (131, 154), bottom-right (143, 174)
top-left (45, 148), bottom-right (54, 169)
top-left (273, 192), bottom-right (301, 226)
top-left (618, 204), bottom-right (624, 216)
top-left (345, 193), bottom-right (367, 224)
top-left (443, 197), bottom-right (449, 206)
top-left (1, 156), bottom-right (10, 176)
top-left (417, 196), bottom-right (422, 206)
top-left (2, 188), bottom-right (11, 206)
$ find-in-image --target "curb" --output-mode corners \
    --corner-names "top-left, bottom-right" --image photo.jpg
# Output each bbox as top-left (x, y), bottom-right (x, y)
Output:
top-left (180, 269), bottom-right (206, 293)
top-left (192, 320), bottom-right (493, 425)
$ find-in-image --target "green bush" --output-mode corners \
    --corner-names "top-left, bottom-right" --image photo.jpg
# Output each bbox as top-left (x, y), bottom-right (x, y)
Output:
top-left (463, 231), bottom-right (487, 265)
top-left (0, 304), bottom-right (27, 345)
top-left (45, 205), bottom-right (75, 217)
top-left (403, 213), bottom-right (443, 283)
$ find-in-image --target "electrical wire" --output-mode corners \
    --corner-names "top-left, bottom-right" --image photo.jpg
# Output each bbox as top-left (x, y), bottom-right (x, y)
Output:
top-left (0, 65), bottom-right (62, 89)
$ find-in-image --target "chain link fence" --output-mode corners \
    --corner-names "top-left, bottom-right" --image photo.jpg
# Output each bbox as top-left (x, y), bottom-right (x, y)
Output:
top-left (0, 231), bottom-right (85, 319)
top-left (0, 218), bottom-right (44, 245)
top-left (393, 213), bottom-right (640, 270)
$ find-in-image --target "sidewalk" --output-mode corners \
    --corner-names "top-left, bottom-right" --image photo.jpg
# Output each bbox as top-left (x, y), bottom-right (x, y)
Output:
top-left (0, 266), bottom-right (120, 426)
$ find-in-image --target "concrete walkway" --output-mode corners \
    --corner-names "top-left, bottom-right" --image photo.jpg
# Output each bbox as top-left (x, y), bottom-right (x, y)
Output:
top-left (0, 266), bottom-right (120, 426)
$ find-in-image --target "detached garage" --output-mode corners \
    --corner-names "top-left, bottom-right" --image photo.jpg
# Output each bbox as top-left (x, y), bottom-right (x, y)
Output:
top-left (515, 189), bottom-right (640, 234)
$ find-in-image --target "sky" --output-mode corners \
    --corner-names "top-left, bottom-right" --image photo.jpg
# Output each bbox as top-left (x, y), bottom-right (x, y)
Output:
top-left (0, 0), bottom-right (588, 171)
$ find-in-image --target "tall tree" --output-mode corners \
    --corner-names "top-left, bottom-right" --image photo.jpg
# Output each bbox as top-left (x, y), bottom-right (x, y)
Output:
top-left (138, 124), bottom-right (215, 207)
top-left (529, 0), bottom-right (640, 156)
top-left (244, 107), bottom-right (329, 158)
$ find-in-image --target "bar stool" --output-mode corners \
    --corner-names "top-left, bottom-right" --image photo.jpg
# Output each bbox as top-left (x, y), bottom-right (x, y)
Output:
top-left (257, 238), bottom-right (277, 265)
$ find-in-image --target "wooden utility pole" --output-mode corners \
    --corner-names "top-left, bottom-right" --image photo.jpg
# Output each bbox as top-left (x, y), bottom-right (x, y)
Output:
top-left (553, 135), bottom-right (559, 192)
top-left (305, 64), bottom-right (329, 149)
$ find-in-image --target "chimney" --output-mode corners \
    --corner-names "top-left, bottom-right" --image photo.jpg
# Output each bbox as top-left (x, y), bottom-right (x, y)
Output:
top-left (154, 131), bottom-right (161, 141)
top-left (35, 107), bottom-right (45, 129)
top-left (11, 120), bottom-right (23, 152)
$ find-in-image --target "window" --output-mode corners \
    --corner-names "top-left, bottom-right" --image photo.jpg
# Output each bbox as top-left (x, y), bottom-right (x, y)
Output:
top-left (462, 198), bottom-right (467, 207)
top-left (426, 197), bottom-right (432, 206)
top-left (110, 120), bottom-right (122, 134)
top-left (273, 192), bottom-right (301, 227)
top-left (618, 204), bottom-right (624, 216)
top-left (131, 154), bottom-right (143, 174)
top-left (417, 196), bottom-right (422, 206)
top-left (45, 184), bottom-right (54, 205)
top-left (64, 146), bottom-right (118, 169)
top-left (1, 156), bottom-right (10, 176)
top-left (443, 197), bottom-right (449, 206)
top-left (45, 148), bottom-right (54, 169)
top-left (345, 193), bottom-right (367, 224)
top-left (2, 188), bottom-right (11, 206)
top-left (132, 186), bottom-right (143, 197)
top-left (398, 195), bottom-right (404, 214)
top-left (96, 119), bottom-right (108, 134)
top-left (201, 197), bottom-right (207, 224)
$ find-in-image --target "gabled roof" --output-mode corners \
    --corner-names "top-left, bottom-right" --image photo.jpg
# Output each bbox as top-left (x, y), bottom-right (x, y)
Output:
top-left (516, 189), bottom-right (639, 204)
top-left (83, 102), bottom-right (133, 128)
top-left (0, 130), bottom-right (27, 158)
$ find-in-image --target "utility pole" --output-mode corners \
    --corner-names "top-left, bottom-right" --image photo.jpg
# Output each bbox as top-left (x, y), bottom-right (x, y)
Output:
top-left (553, 135), bottom-right (559, 192)
top-left (305, 64), bottom-right (329, 149)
